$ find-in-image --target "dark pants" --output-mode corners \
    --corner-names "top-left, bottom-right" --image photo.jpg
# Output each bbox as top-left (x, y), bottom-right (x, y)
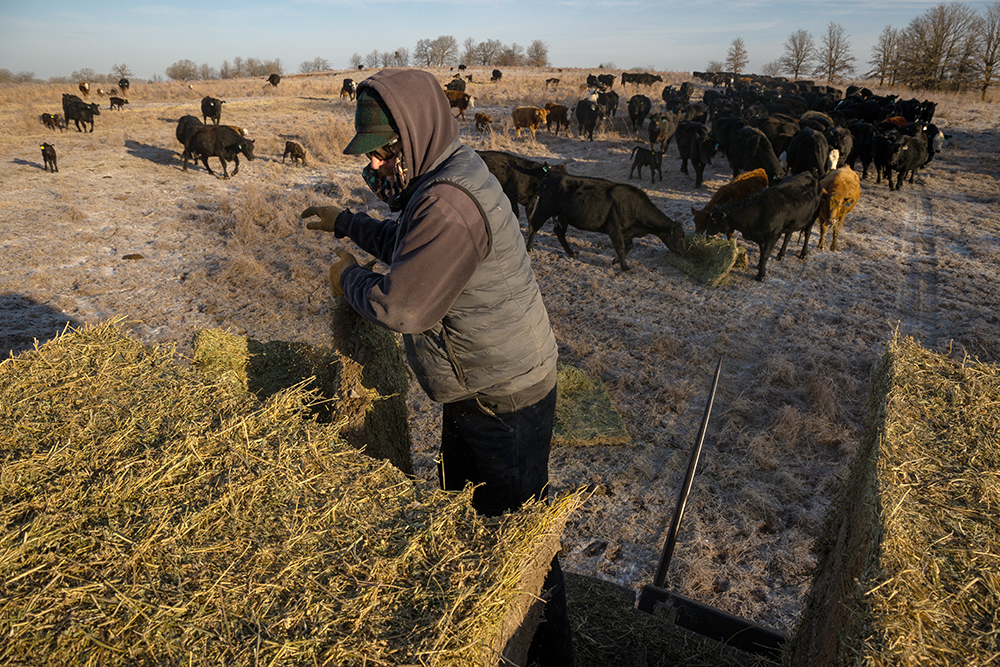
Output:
top-left (438, 387), bottom-right (575, 667)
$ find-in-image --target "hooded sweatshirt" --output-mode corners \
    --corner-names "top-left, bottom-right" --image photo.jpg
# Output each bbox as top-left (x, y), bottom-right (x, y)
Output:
top-left (336, 69), bottom-right (557, 407)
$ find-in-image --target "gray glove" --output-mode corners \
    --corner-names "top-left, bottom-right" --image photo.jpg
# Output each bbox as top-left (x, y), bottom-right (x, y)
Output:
top-left (301, 205), bottom-right (345, 236)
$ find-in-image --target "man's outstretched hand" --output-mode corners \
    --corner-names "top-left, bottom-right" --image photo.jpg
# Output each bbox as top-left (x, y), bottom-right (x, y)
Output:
top-left (301, 205), bottom-right (344, 233)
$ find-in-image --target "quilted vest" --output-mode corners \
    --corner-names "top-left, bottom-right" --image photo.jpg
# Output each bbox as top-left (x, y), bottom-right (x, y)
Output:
top-left (400, 144), bottom-right (557, 403)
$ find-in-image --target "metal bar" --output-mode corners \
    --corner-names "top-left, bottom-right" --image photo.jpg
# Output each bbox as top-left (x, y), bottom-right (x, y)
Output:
top-left (652, 356), bottom-right (722, 590)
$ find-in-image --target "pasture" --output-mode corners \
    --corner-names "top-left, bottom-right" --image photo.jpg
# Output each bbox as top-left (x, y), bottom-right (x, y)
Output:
top-left (1, 67), bottom-right (998, 641)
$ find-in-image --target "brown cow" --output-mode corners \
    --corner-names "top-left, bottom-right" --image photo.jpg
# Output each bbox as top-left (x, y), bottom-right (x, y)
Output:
top-left (474, 112), bottom-right (492, 133)
top-left (512, 106), bottom-right (548, 140)
top-left (817, 166), bottom-right (860, 251)
top-left (691, 168), bottom-right (769, 235)
top-left (544, 103), bottom-right (570, 136)
top-left (445, 90), bottom-right (474, 120)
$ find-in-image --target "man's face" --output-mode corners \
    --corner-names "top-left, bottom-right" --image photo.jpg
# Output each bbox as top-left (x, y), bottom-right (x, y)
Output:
top-left (368, 142), bottom-right (402, 179)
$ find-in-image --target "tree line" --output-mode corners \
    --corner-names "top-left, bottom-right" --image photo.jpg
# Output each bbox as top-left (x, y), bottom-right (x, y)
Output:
top-left (341, 36), bottom-right (550, 71)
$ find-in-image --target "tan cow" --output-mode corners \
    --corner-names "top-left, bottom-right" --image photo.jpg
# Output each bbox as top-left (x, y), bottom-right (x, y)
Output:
top-left (512, 106), bottom-right (548, 140)
top-left (817, 166), bottom-right (861, 251)
top-left (445, 90), bottom-right (474, 120)
top-left (474, 112), bottom-right (492, 133)
top-left (691, 168), bottom-right (770, 235)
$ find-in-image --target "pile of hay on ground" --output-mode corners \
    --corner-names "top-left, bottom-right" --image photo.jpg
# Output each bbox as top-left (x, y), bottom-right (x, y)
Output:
top-left (0, 320), bottom-right (584, 666)
top-left (667, 234), bottom-right (748, 287)
top-left (554, 363), bottom-right (630, 447)
top-left (787, 334), bottom-right (1000, 666)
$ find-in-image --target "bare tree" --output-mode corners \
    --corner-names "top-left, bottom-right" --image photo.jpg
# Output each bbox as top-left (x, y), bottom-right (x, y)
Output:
top-left (349, 53), bottom-right (364, 70)
top-left (71, 67), bottom-right (99, 82)
top-left (707, 59), bottom-right (725, 73)
top-left (975, 2), bottom-right (1000, 99)
top-left (779, 29), bottom-right (816, 79)
top-left (497, 43), bottom-right (525, 67)
top-left (813, 22), bottom-right (856, 82)
top-left (164, 60), bottom-right (199, 81)
top-left (759, 59), bottom-right (782, 77)
top-left (364, 50), bottom-right (380, 68)
top-left (475, 39), bottom-right (504, 66)
top-left (725, 37), bottom-right (749, 76)
top-left (197, 63), bottom-right (217, 80)
top-left (393, 48), bottom-right (409, 67)
top-left (427, 35), bottom-right (459, 67)
top-left (526, 40), bottom-right (550, 67)
top-left (898, 2), bottom-right (980, 89)
top-left (413, 39), bottom-right (432, 67)
top-left (110, 63), bottom-right (133, 80)
top-left (462, 38), bottom-right (477, 65)
top-left (300, 56), bottom-right (331, 73)
top-left (867, 25), bottom-right (901, 85)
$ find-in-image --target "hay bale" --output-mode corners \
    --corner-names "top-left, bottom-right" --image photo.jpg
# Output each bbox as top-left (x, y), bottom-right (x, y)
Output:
top-left (667, 233), bottom-right (748, 287)
top-left (787, 334), bottom-right (1000, 666)
top-left (554, 363), bottom-right (630, 446)
top-left (0, 320), bottom-right (585, 666)
top-left (192, 297), bottom-right (412, 474)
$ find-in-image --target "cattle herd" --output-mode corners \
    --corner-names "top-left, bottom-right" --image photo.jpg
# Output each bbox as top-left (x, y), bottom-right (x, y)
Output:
top-left (456, 72), bottom-right (944, 282)
top-left (31, 69), bottom-right (944, 282)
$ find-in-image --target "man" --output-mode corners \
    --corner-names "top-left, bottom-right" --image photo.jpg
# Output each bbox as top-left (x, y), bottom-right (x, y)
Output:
top-left (301, 68), bottom-right (574, 666)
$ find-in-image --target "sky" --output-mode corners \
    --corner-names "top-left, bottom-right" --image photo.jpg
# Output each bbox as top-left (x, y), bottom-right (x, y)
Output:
top-left (0, 0), bottom-right (993, 82)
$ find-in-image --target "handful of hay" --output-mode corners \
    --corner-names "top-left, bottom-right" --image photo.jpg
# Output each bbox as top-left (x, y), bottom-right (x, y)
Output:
top-left (787, 334), bottom-right (1000, 666)
top-left (0, 320), bottom-right (583, 666)
top-left (667, 233), bottom-right (748, 287)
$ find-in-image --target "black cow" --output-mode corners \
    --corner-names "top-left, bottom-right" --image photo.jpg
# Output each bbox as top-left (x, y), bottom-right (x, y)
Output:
top-left (282, 140), bottom-right (306, 166)
top-left (675, 120), bottom-right (716, 189)
top-left (621, 72), bottom-right (662, 87)
top-left (752, 114), bottom-right (799, 149)
top-left (40, 113), bottom-right (63, 131)
top-left (681, 102), bottom-right (708, 124)
top-left (628, 146), bottom-right (663, 183)
top-left (445, 77), bottom-right (466, 93)
top-left (872, 128), bottom-right (900, 185)
top-left (627, 95), bottom-right (651, 132)
top-left (201, 96), bottom-right (225, 125)
top-left (62, 93), bottom-right (100, 132)
top-left (119, 78), bottom-right (130, 96)
top-left (705, 172), bottom-right (823, 281)
top-left (823, 126), bottom-right (853, 169)
top-left (712, 116), bottom-right (751, 154)
top-left (597, 90), bottom-right (619, 119)
top-left (575, 99), bottom-right (603, 141)
top-left (527, 171), bottom-right (689, 271)
top-left (845, 120), bottom-right (875, 179)
top-left (182, 125), bottom-right (255, 178)
top-left (267, 73), bottom-right (281, 87)
top-left (887, 134), bottom-right (927, 190)
top-left (341, 78), bottom-right (357, 100)
top-left (785, 127), bottom-right (831, 179)
top-left (726, 126), bottom-right (784, 182)
top-left (176, 115), bottom-right (205, 148)
top-left (109, 97), bottom-right (128, 110)
top-left (491, 69), bottom-right (503, 82)
top-left (40, 142), bottom-right (58, 172)
top-left (477, 150), bottom-right (565, 219)
top-left (597, 73), bottom-right (615, 90)
top-left (648, 112), bottom-right (680, 153)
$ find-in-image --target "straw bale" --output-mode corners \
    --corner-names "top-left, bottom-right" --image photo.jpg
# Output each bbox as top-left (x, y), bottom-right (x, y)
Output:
top-left (666, 234), bottom-right (748, 287)
top-left (787, 334), bottom-right (1000, 667)
top-left (554, 363), bottom-right (631, 446)
top-left (192, 297), bottom-right (412, 474)
top-left (0, 320), bottom-right (585, 666)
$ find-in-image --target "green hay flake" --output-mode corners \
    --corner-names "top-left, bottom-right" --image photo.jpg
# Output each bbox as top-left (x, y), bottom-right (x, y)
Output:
top-left (667, 233), bottom-right (748, 287)
top-left (554, 362), bottom-right (630, 447)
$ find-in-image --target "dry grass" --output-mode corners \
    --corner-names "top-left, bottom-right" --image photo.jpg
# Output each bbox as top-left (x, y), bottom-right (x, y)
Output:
top-left (0, 320), bottom-right (584, 666)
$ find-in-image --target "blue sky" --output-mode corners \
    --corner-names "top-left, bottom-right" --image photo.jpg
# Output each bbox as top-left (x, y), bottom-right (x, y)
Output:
top-left (0, 0), bottom-right (990, 81)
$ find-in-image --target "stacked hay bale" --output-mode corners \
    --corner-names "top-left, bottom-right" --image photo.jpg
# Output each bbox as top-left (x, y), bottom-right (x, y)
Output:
top-left (787, 334), bottom-right (1000, 666)
top-left (0, 320), bottom-right (583, 666)
top-left (192, 299), bottom-right (413, 474)
top-left (667, 233), bottom-right (748, 287)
